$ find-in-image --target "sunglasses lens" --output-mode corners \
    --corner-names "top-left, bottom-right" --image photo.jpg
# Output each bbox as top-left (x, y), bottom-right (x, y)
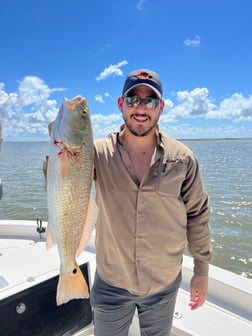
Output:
top-left (144, 97), bottom-right (159, 109)
top-left (125, 96), bottom-right (141, 107)
top-left (125, 95), bottom-right (160, 109)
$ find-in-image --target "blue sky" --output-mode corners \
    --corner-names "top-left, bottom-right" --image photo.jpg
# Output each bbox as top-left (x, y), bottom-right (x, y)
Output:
top-left (0, 0), bottom-right (251, 141)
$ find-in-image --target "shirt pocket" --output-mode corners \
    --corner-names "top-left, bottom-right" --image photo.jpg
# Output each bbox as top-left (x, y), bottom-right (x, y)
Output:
top-left (158, 158), bottom-right (188, 196)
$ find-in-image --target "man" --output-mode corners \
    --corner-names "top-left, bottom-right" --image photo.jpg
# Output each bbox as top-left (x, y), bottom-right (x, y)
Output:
top-left (91, 69), bottom-right (212, 336)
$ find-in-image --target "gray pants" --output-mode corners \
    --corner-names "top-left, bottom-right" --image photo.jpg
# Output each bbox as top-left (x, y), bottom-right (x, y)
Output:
top-left (90, 273), bottom-right (180, 336)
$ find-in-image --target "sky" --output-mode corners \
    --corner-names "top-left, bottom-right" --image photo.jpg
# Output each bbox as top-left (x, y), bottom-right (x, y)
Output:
top-left (0, 0), bottom-right (252, 141)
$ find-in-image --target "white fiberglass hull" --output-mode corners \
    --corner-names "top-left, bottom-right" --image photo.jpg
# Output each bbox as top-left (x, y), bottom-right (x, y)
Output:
top-left (0, 220), bottom-right (251, 336)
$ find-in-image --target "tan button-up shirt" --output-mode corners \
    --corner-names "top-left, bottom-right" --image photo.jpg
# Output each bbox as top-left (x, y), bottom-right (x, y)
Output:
top-left (94, 129), bottom-right (212, 296)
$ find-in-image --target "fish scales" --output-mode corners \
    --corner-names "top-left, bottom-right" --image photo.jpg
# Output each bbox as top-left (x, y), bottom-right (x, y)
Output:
top-left (47, 96), bottom-right (97, 305)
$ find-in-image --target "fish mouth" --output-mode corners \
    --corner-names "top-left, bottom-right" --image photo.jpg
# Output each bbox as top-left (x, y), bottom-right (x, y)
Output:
top-left (54, 137), bottom-right (84, 156)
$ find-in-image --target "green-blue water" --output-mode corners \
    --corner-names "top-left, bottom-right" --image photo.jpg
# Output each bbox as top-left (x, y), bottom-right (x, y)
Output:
top-left (0, 139), bottom-right (251, 278)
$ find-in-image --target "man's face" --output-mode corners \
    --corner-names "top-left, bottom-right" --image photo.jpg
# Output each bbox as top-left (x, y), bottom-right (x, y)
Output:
top-left (118, 85), bottom-right (164, 137)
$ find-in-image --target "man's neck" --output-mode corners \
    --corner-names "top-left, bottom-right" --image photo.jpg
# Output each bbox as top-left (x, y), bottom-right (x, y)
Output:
top-left (119, 126), bottom-right (157, 152)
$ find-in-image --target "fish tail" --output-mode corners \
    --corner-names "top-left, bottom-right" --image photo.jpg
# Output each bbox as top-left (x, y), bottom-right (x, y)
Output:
top-left (56, 264), bottom-right (89, 306)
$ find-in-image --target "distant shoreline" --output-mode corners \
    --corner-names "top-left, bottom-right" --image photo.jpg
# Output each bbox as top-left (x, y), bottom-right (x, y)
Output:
top-left (181, 137), bottom-right (252, 141)
top-left (2, 138), bottom-right (252, 143)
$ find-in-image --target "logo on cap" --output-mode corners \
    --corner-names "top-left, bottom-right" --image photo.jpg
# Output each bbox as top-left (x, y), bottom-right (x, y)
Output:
top-left (135, 71), bottom-right (152, 80)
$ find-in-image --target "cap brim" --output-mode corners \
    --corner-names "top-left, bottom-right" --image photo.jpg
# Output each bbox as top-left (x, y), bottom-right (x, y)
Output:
top-left (124, 83), bottom-right (162, 99)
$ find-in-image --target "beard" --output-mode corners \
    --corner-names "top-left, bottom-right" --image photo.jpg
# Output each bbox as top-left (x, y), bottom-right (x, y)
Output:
top-left (122, 113), bottom-right (160, 137)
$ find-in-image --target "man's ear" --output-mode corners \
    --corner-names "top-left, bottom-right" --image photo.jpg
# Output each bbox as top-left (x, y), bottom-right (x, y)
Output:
top-left (118, 97), bottom-right (123, 112)
top-left (160, 100), bottom-right (165, 114)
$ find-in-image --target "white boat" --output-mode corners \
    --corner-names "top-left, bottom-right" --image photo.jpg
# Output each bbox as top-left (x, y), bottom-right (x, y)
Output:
top-left (0, 219), bottom-right (251, 336)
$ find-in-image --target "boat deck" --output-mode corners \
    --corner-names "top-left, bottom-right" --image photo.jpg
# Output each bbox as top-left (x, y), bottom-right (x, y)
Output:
top-left (0, 220), bottom-right (252, 335)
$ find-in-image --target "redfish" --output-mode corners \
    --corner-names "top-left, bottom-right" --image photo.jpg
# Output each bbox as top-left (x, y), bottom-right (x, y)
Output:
top-left (46, 96), bottom-right (97, 305)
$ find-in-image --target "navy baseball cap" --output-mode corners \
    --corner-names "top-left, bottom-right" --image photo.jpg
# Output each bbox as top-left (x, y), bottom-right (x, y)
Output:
top-left (122, 69), bottom-right (163, 98)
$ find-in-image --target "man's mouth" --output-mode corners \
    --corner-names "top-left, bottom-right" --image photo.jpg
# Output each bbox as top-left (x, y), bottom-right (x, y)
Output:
top-left (132, 115), bottom-right (150, 123)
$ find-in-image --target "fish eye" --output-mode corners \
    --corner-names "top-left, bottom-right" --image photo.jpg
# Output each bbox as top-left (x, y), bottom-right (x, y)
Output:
top-left (82, 108), bottom-right (88, 115)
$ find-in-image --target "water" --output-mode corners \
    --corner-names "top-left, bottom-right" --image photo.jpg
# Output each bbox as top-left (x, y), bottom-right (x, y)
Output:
top-left (0, 139), bottom-right (251, 278)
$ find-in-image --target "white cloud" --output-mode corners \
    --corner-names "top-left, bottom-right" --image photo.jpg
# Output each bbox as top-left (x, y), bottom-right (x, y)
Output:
top-left (0, 76), bottom-right (65, 139)
top-left (96, 60), bottom-right (128, 81)
top-left (91, 113), bottom-right (122, 138)
top-left (95, 94), bottom-right (105, 104)
top-left (1, 76), bottom-right (251, 141)
top-left (91, 113), bottom-right (121, 124)
top-left (184, 35), bottom-right (201, 47)
top-left (160, 123), bottom-right (251, 140)
top-left (95, 92), bottom-right (113, 104)
top-left (136, 0), bottom-right (146, 10)
top-left (161, 88), bottom-right (216, 122)
top-left (207, 93), bottom-right (252, 121)
top-left (176, 87), bottom-right (216, 116)
top-left (160, 88), bottom-right (252, 133)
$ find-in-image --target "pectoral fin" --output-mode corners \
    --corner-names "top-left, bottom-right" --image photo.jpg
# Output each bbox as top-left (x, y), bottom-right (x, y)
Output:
top-left (58, 149), bottom-right (69, 178)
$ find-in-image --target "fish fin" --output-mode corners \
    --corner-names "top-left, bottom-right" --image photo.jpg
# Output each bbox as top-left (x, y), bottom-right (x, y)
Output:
top-left (56, 263), bottom-right (89, 306)
top-left (76, 194), bottom-right (98, 257)
top-left (46, 225), bottom-right (56, 249)
top-left (58, 150), bottom-right (69, 178)
top-left (43, 155), bottom-right (50, 191)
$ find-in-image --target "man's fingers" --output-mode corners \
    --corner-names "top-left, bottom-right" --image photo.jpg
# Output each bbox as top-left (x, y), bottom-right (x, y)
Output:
top-left (189, 288), bottom-right (208, 309)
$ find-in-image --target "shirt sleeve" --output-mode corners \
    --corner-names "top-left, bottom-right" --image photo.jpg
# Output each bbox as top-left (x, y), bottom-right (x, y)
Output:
top-left (182, 154), bottom-right (213, 276)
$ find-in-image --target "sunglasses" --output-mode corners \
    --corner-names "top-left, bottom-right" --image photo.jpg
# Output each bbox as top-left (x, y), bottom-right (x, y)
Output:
top-left (124, 95), bottom-right (160, 109)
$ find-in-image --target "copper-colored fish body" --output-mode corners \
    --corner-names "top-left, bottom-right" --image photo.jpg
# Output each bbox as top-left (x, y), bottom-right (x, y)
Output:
top-left (47, 96), bottom-right (97, 305)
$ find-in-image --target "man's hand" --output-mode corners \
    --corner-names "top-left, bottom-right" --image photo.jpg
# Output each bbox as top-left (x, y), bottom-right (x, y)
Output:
top-left (189, 275), bottom-right (208, 310)
top-left (42, 121), bottom-right (54, 191)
